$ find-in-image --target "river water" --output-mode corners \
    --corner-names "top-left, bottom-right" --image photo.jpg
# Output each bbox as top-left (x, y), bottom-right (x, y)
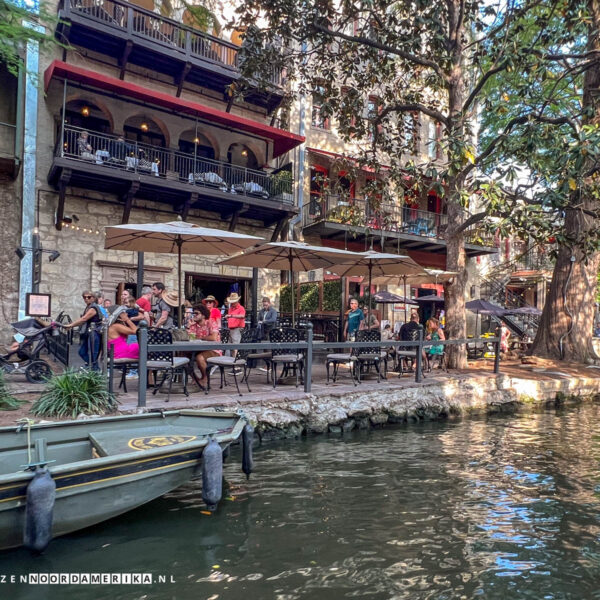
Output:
top-left (3, 403), bottom-right (600, 600)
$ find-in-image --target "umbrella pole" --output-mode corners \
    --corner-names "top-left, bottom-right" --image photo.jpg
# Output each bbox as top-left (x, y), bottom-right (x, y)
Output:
top-left (404, 275), bottom-right (408, 323)
top-left (289, 253), bottom-right (295, 328)
top-left (177, 238), bottom-right (183, 328)
top-left (368, 262), bottom-right (372, 330)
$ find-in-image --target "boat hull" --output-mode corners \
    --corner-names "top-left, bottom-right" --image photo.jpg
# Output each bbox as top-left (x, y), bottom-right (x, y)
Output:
top-left (0, 410), bottom-right (244, 550)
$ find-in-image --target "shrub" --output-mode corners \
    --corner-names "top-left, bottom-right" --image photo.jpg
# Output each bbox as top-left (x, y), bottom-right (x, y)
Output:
top-left (32, 369), bottom-right (116, 418)
top-left (299, 282), bottom-right (319, 312)
top-left (0, 370), bottom-right (23, 411)
top-left (323, 280), bottom-right (342, 312)
top-left (280, 284), bottom-right (292, 313)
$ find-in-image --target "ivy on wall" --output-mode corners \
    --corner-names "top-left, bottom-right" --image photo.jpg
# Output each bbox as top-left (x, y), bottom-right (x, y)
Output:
top-left (323, 280), bottom-right (342, 312)
top-left (299, 282), bottom-right (319, 312)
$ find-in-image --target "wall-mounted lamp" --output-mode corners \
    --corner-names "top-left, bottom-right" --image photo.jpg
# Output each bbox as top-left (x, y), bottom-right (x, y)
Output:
top-left (140, 123), bottom-right (149, 132)
top-left (81, 106), bottom-right (90, 117)
top-left (241, 149), bottom-right (248, 157)
top-left (193, 137), bottom-right (200, 144)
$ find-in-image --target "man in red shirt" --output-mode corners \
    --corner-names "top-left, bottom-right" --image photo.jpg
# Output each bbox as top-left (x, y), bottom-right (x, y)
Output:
top-left (225, 292), bottom-right (245, 357)
top-left (202, 295), bottom-right (222, 328)
top-left (136, 286), bottom-right (153, 324)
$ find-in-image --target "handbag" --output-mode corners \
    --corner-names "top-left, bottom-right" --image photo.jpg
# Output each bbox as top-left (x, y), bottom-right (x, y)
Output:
top-left (171, 328), bottom-right (189, 342)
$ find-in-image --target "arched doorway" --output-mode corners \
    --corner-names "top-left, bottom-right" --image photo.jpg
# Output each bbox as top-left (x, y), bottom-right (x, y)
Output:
top-left (227, 143), bottom-right (259, 170)
top-left (179, 130), bottom-right (215, 159)
top-left (123, 115), bottom-right (167, 147)
top-left (64, 99), bottom-right (112, 133)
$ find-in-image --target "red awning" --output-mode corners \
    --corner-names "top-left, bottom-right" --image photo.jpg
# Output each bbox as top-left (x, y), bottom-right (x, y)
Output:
top-left (44, 60), bottom-right (304, 158)
top-left (307, 147), bottom-right (390, 171)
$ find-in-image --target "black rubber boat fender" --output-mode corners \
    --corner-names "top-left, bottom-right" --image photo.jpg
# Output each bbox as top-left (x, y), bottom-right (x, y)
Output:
top-left (202, 438), bottom-right (223, 511)
top-left (242, 423), bottom-right (254, 480)
top-left (23, 467), bottom-right (56, 553)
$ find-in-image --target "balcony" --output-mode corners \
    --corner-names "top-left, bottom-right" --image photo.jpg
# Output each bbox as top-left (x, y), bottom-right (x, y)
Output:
top-left (56, 0), bottom-right (283, 110)
top-left (48, 126), bottom-right (296, 228)
top-left (302, 195), bottom-right (496, 256)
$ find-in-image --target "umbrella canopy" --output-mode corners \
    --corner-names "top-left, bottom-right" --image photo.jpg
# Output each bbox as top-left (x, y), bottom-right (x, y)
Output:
top-left (465, 299), bottom-right (507, 315)
top-left (372, 268), bottom-right (458, 287)
top-left (373, 290), bottom-right (418, 305)
top-left (218, 241), bottom-right (360, 325)
top-left (415, 295), bottom-right (445, 304)
top-left (330, 251), bottom-right (426, 324)
top-left (104, 221), bottom-right (264, 325)
top-left (504, 305), bottom-right (542, 316)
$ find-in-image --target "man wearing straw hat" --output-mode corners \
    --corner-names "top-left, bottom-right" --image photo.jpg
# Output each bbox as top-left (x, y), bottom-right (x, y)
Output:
top-left (225, 292), bottom-right (245, 357)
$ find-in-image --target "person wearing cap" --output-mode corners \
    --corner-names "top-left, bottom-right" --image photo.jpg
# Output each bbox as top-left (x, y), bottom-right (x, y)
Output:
top-left (225, 292), bottom-right (245, 357)
top-left (107, 307), bottom-right (139, 360)
top-left (202, 295), bottom-right (222, 328)
top-left (151, 282), bottom-right (176, 329)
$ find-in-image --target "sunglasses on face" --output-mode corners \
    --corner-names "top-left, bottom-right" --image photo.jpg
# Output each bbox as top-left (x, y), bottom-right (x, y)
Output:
top-left (83, 295), bottom-right (93, 299)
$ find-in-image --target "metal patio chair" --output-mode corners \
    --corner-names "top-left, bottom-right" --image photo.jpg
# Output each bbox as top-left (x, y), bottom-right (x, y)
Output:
top-left (147, 328), bottom-right (189, 402)
top-left (269, 328), bottom-right (304, 389)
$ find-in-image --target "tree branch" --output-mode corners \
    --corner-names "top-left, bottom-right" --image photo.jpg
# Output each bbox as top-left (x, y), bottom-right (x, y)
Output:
top-left (310, 19), bottom-right (447, 81)
top-left (452, 211), bottom-right (487, 235)
top-left (375, 102), bottom-right (449, 128)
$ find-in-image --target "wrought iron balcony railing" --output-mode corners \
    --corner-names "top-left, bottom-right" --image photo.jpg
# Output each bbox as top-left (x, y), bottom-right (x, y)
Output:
top-left (58, 126), bottom-right (293, 202)
top-left (60, 0), bottom-right (282, 86)
top-left (302, 194), bottom-right (449, 239)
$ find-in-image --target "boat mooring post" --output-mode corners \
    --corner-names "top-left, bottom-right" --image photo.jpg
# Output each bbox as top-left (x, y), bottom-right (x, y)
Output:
top-left (415, 325), bottom-right (424, 383)
top-left (138, 324), bottom-right (148, 408)
top-left (304, 322), bottom-right (313, 393)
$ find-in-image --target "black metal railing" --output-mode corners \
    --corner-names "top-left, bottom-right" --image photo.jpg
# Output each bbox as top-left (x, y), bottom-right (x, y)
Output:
top-left (61, 0), bottom-right (282, 85)
top-left (302, 194), bottom-right (449, 238)
top-left (58, 125), bottom-right (293, 202)
top-left (128, 323), bottom-right (501, 407)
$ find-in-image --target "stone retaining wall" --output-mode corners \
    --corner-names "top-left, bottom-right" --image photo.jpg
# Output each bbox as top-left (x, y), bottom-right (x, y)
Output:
top-left (233, 373), bottom-right (600, 440)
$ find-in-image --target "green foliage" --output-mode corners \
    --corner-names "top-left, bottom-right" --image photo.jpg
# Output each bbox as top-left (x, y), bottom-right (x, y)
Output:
top-left (0, 1), bottom-right (61, 77)
top-left (299, 282), bottom-right (319, 312)
top-left (32, 369), bottom-right (116, 418)
top-left (279, 284), bottom-right (292, 313)
top-left (323, 280), bottom-right (342, 312)
top-left (0, 370), bottom-right (23, 411)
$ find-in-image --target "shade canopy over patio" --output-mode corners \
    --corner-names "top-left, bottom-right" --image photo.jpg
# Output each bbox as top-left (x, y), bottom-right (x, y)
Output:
top-left (104, 220), bottom-right (264, 325)
top-left (465, 299), bottom-right (506, 315)
top-left (217, 241), bottom-right (359, 325)
top-left (373, 290), bottom-right (418, 305)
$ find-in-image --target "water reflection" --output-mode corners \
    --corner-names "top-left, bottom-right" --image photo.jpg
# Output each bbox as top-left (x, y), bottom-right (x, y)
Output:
top-left (3, 405), bottom-right (600, 599)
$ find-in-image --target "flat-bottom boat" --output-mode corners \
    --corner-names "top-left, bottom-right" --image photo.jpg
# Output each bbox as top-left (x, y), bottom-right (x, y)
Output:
top-left (0, 410), bottom-right (246, 551)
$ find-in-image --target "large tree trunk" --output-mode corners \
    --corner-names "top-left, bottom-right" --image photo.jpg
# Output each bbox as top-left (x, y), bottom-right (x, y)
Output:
top-left (529, 0), bottom-right (600, 363)
top-left (444, 202), bottom-right (468, 369)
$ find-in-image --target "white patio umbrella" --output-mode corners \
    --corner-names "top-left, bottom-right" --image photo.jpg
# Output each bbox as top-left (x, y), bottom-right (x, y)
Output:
top-left (104, 220), bottom-right (264, 326)
top-left (331, 250), bottom-right (427, 325)
top-left (217, 241), bottom-right (360, 326)
top-left (372, 268), bottom-right (458, 321)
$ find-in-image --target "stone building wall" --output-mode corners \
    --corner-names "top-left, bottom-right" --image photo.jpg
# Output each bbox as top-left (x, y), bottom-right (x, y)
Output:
top-left (33, 188), bottom-right (281, 321)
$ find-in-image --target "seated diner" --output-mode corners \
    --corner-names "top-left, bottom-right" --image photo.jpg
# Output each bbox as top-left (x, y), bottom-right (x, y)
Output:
top-left (107, 307), bottom-right (139, 360)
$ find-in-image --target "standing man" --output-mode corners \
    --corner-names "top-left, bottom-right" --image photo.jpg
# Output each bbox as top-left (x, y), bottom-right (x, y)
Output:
top-left (151, 282), bottom-right (174, 329)
top-left (225, 292), bottom-right (245, 357)
top-left (64, 290), bottom-right (103, 370)
top-left (258, 296), bottom-right (278, 340)
top-left (136, 285), bottom-right (153, 324)
top-left (344, 298), bottom-right (363, 341)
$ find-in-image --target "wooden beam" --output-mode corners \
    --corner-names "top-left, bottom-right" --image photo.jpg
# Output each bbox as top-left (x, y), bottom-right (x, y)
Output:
top-left (221, 202), bottom-right (248, 222)
top-left (120, 182), bottom-right (139, 224)
top-left (55, 169), bottom-right (72, 230)
top-left (228, 208), bottom-right (242, 232)
top-left (175, 62), bottom-right (192, 97)
top-left (119, 41), bottom-right (133, 80)
top-left (270, 216), bottom-right (289, 242)
top-left (181, 192), bottom-right (197, 221)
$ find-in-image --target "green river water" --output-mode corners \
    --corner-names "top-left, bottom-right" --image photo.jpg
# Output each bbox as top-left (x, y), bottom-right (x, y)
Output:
top-left (2, 402), bottom-right (600, 599)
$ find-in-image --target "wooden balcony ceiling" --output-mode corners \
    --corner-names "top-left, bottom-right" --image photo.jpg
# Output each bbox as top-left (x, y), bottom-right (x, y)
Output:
top-left (56, 6), bottom-right (283, 111)
top-left (48, 157), bottom-right (297, 227)
top-left (303, 221), bottom-right (496, 257)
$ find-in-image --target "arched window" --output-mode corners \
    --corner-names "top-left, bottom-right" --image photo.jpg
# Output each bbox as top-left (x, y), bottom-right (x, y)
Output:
top-left (64, 99), bottom-right (112, 133)
top-left (179, 130), bottom-right (215, 159)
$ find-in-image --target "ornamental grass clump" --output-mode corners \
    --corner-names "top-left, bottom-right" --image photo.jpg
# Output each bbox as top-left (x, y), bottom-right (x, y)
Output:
top-left (32, 369), bottom-right (116, 418)
top-left (0, 370), bottom-right (23, 411)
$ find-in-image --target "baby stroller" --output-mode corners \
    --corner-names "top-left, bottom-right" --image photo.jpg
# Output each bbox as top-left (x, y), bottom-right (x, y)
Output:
top-left (0, 318), bottom-right (55, 383)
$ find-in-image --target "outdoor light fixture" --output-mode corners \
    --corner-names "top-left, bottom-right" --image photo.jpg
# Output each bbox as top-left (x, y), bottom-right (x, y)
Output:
top-left (48, 251), bottom-right (61, 262)
top-left (81, 106), bottom-right (90, 117)
top-left (241, 149), bottom-right (248, 157)
top-left (15, 247), bottom-right (26, 260)
top-left (140, 122), bottom-right (149, 132)
top-left (194, 137), bottom-right (200, 144)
